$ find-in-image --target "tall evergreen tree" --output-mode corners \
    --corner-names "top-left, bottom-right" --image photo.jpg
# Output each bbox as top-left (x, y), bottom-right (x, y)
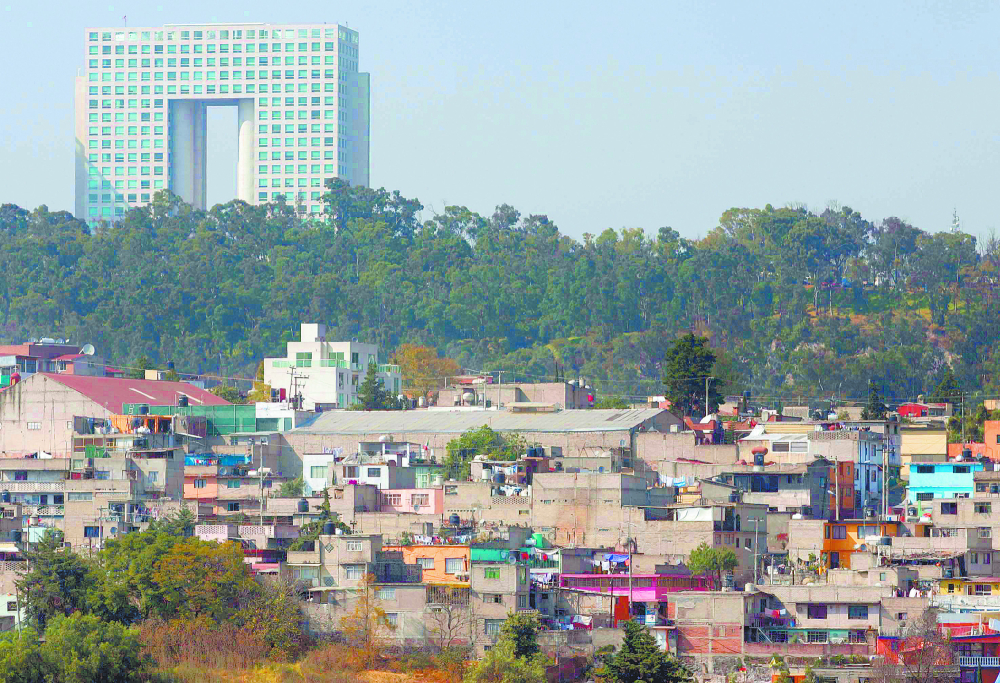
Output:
top-left (16, 530), bottom-right (93, 630)
top-left (354, 361), bottom-right (401, 411)
top-left (598, 620), bottom-right (692, 683)
top-left (929, 369), bottom-right (961, 404)
top-left (861, 380), bottom-right (888, 420)
top-left (662, 333), bottom-right (721, 418)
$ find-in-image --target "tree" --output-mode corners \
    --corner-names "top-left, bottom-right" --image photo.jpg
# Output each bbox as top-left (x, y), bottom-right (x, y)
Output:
top-left (662, 333), bottom-right (721, 418)
top-left (394, 343), bottom-right (462, 400)
top-left (0, 627), bottom-right (47, 683)
top-left (594, 396), bottom-right (631, 409)
top-left (127, 355), bottom-right (154, 380)
top-left (88, 528), bottom-right (181, 624)
top-left (149, 537), bottom-right (254, 622)
top-left (870, 610), bottom-right (957, 683)
top-left (16, 529), bottom-right (93, 630)
top-left (339, 573), bottom-right (396, 669)
top-left (210, 383), bottom-right (244, 404)
top-left (444, 425), bottom-right (527, 478)
top-left (279, 475), bottom-right (305, 497)
top-left (289, 488), bottom-right (350, 550)
top-left (597, 620), bottom-right (692, 683)
top-left (929, 369), bottom-right (961, 404)
top-left (685, 543), bottom-right (738, 589)
top-left (41, 612), bottom-right (158, 682)
top-left (499, 611), bottom-right (542, 659)
top-left (463, 637), bottom-right (546, 683)
top-left (861, 380), bottom-right (888, 420)
top-left (353, 361), bottom-right (401, 411)
top-left (237, 578), bottom-right (307, 659)
top-left (427, 599), bottom-right (474, 650)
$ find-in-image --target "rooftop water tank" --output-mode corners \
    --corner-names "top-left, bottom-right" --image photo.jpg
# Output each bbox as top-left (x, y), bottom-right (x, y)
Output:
top-left (449, 513), bottom-right (461, 526)
top-left (322, 521), bottom-right (336, 535)
top-left (297, 498), bottom-right (309, 513)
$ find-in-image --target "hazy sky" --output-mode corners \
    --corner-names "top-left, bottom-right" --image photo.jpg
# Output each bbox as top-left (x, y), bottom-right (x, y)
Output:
top-left (0, 0), bottom-right (997, 241)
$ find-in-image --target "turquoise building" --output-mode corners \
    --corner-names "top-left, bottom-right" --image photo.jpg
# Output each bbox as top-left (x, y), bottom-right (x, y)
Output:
top-left (907, 460), bottom-right (983, 502)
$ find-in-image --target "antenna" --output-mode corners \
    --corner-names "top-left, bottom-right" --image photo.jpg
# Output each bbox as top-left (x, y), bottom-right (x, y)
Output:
top-left (81, 344), bottom-right (96, 356)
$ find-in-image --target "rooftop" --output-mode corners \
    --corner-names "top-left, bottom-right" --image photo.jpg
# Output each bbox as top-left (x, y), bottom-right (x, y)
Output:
top-left (22, 373), bottom-right (231, 412)
top-left (293, 408), bottom-right (672, 435)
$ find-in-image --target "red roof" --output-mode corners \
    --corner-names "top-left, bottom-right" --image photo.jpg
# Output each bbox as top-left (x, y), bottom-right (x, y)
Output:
top-left (33, 373), bottom-right (230, 412)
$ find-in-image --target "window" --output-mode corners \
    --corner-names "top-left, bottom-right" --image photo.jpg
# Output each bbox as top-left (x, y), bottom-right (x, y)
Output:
top-left (849, 630), bottom-right (868, 644)
top-left (27, 422), bottom-right (41, 430)
top-left (227, 502), bottom-right (240, 512)
top-left (68, 492), bottom-right (93, 501)
top-left (484, 568), bottom-right (500, 579)
top-left (384, 613), bottom-right (398, 628)
top-left (291, 567), bottom-right (318, 581)
top-left (954, 466), bottom-right (971, 474)
top-left (831, 526), bottom-right (847, 540)
top-left (194, 479), bottom-right (206, 489)
top-left (485, 594), bottom-right (503, 604)
top-left (972, 553), bottom-right (980, 564)
top-left (310, 465), bottom-right (328, 479)
top-left (227, 479), bottom-right (240, 488)
top-left (84, 526), bottom-right (100, 538)
top-left (366, 468), bottom-right (381, 477)
top-left (417, 557), bottom-right (435, 569)
top-left (377, 588), bottom-right (396, 600)
top-left (807, 631), bottom-right (829, 643)
top-left (848, 605), bottom-right (869, 619)
top-left (976, 503), bottom-right (992, 514)
top-left (411, 494), bottom-right (429, 506)
top-left (807, 604), bottom-right (828, 619)
top-left (445, 485), bottom-right (458, 496)
top-left (744, 538), bottom-right (752, 549)
top-left (988, 553), bottom-right (994, 565)
top-left (517, 594), bottom-right (527, 609)
top-left (345, 565), bottom-right (364, 581)
top-left (977, 584), bottom-right (992, 596)
top-left (445, 558), bottom-right (463, 574)
top-left (382, 493), bottom-right (401, 506)
top-left (484, 620), bottom-right (503, 637)
top-left (942, 502), bottom-right (958, 514)
top-left (857, 525), bottom-right (879, 538)
top-left (346, 541), bottom-right (363, 552)
top-left (916, 466), bottom-right (934, 474)
top-left (5, 602), bottom-right (15, 612)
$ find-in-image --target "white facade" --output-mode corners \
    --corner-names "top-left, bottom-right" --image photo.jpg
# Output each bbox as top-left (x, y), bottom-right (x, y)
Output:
top-left (75, 23), bottom-right (369, 222)
top-left (263, 323), bottom-right (400, 410)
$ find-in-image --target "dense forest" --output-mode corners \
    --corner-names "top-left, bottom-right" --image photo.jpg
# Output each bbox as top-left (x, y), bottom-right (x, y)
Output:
top-left (1, 183), bottom-right (996, 405)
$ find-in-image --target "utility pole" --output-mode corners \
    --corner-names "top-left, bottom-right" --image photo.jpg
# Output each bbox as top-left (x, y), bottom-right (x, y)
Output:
top-left (259, 443), bottom-right (266, 525)
top-left (753, 516), bottom-right (760, 585)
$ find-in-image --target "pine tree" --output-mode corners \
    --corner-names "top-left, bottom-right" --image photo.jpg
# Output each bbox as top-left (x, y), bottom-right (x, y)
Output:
top-left (354, 362), bottom-right (400, 411)
top-left (861, 380), bottom-right (887, 420)
top-left (598, 620), bottom-right (692, 683)
top-left (662, 333), bottom-right (721, 418)
top-left (929, 369), bottom-right (961, 404)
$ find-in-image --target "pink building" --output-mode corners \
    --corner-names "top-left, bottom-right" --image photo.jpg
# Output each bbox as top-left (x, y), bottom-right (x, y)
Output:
top-left (558, 572), bottom-right (713, 601)
top-left (379, 488), bottom-right (444, 515)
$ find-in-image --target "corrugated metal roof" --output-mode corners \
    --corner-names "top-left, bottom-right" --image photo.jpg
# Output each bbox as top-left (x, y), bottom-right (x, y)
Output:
top-left (30, 373), bottom-right (231, 413)
top-left (293, 408), bottom-right (669, 435)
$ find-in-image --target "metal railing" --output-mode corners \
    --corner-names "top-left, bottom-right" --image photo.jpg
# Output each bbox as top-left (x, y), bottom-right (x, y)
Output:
top-left (959, 657), bottom-right (1000, 668)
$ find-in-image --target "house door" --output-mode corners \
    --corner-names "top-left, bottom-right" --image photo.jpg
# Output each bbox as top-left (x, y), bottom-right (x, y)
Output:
top-left (830, 552), bottom-right (840, 569)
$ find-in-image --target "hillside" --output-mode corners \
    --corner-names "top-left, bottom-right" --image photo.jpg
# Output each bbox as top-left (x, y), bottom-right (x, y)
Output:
top-left (0, 187), bottom-right (994, 403)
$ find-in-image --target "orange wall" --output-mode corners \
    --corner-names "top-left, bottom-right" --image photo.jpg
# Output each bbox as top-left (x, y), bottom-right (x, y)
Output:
top-left (383, 545), bottom-right (470, 583)
top-left (829, 462), bottom-right (856, 513)
top-left (823, 521), bottom-right (900, 569)
top-left (184, 475), bottom-right (218, 500)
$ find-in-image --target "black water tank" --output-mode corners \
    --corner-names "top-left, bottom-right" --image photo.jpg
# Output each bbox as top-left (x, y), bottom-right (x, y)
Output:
top-left (177, 395), bottom-right (189, 408)
top-left (1, 491), bottom-right (9, 503)
top-left (449, 513), bottom-right (461, 526)
top-left (297, 498), bottom-right (309, 513)
top-left (138, 405), bottom-right (149, 415)
top-left (167, 361), bottom-right (175, 371)
top-left (322, 521), bottom-right (336, 535)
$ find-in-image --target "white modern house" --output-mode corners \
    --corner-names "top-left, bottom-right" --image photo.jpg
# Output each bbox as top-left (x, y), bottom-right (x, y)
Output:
top-left (263, 323), bottom-right (400, 410)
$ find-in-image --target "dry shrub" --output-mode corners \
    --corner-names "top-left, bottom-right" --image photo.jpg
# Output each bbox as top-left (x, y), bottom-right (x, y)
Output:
top-left (298, 643), bottom-right (366, 682)
top-left (140, 617), bottom-right (271, 671)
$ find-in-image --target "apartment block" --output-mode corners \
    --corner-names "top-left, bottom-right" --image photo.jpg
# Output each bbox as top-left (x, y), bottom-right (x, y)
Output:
top-left (75, 24), bottom-right (368, 221)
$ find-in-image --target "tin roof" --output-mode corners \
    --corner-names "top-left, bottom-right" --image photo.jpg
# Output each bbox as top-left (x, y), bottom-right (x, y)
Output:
top-left (294, 408), bottom-right (672, 435)
top-left (29, 373), bottom-right (231, 412)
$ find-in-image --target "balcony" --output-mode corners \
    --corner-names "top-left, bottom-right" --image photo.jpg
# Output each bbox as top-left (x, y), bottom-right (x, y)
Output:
top-left (0, 482), bottom-right (65, 493)
top-left (959, 657), bottom-right (999, 668)
top-left (24, 505), bottom-right (65, 517)
top-left (377, 364), bottom-right (400, 374)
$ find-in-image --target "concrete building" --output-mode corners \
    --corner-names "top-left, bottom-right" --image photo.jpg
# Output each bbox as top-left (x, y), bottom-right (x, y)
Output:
top-left (75, 24), bottom-right (368, 221)
top-left (0, 373), bottom-right (230, 458)
top-left (908, 458), bottom-right (985, 502)
top-left (710, 459), bottom-right (835, 518)
top-left (263, 324), bottom-right (400, 410)
top-left (438, 381), bottom-right (595, 410)
top-left (285, 407), bottom-right (681, 474)
top-left (0, 340), bottom-right (109, 385)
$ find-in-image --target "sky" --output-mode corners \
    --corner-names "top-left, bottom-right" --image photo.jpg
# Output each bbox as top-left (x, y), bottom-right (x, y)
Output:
top-left (0, 0), bottom-right (997, 242)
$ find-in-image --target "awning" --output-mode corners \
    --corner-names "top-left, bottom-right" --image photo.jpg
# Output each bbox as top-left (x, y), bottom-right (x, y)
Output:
top-left (604, 553), bottom-right (629, 563)
top-left (0, 543), bottom-right (19, 553)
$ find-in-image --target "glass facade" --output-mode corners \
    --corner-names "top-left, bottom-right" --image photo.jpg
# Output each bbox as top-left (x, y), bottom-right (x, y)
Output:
top-left (75, 24), bottom-right (368, 222)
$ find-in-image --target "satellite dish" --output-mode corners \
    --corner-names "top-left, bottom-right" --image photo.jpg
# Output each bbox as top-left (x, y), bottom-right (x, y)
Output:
top-left (81, 344), bottom-right (96, 356)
